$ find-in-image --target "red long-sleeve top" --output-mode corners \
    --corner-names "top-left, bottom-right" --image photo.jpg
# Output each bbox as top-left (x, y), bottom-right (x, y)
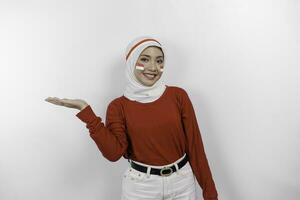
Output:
top-left (76, 85), bottom-right (218, 199)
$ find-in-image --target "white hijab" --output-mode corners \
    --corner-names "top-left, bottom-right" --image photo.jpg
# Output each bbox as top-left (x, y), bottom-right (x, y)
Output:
top-left (124, 35), bottom-right (167, 103)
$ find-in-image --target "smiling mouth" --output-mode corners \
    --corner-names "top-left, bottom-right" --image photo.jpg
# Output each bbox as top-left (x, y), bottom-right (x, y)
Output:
top-left (143, 73), bottom-right (157, 80)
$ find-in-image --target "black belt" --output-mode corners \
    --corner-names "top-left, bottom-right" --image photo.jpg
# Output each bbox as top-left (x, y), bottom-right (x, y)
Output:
top-left (128, 154), bottom-right (189, 177)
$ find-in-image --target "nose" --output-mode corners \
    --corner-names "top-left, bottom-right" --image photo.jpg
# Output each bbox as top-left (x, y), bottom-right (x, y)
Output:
top-left (149, 60), bottom-right (159, 71)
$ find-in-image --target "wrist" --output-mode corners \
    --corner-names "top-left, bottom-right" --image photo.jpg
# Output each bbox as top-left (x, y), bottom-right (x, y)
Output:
top-left (79, 104), bottom-right (89, 111)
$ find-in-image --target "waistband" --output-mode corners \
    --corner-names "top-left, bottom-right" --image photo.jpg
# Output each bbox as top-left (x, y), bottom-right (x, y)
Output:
top-left (128, 153), bottom-right (187, 168)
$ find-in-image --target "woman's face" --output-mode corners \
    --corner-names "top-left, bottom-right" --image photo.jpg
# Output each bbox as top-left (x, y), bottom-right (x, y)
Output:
top-left (134, 46), bottom-right (164, 87)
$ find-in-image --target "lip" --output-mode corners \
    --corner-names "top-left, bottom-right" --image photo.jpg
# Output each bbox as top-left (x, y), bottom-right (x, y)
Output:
top-left (143, 73), bottom-right (157, 80)
top-left (143, 73), bottom-right (158, 75)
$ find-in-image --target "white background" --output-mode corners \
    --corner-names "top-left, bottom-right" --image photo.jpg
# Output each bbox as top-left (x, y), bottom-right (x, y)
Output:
top-left (0, 0), bottom-right (299, 199)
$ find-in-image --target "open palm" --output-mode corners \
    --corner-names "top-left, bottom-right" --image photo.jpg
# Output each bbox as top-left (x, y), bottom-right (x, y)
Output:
top-left (45, 97), bottom-right (88, 110)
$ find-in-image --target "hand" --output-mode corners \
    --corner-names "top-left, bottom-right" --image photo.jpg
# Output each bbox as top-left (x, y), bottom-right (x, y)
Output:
top-left (45, 97), bottom-right (89, 110)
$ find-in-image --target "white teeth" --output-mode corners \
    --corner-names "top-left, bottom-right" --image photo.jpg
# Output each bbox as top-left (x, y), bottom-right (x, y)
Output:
top-left (144, 73), bottom-right (156, 79)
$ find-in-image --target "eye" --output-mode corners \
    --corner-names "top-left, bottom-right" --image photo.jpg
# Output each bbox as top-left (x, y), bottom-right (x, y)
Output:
top-left (157, 59), bottom-right (163, 64)
top-left (141, 58), bottom-right (149, 62)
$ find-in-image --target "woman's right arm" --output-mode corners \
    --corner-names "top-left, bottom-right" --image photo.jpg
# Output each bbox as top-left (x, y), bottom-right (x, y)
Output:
top-left (76, 100), bottom-right (128, 162)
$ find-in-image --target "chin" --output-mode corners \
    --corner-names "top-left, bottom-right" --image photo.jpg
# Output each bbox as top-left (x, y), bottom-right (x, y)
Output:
top-left (142, 82), bottom-right (155, 87)
top-left (142, 80), bottom-right (157, 86)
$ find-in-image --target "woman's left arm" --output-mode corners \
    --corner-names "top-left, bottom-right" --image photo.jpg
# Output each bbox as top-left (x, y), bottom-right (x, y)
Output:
top-left (179, 88), bottom-right (218, 200)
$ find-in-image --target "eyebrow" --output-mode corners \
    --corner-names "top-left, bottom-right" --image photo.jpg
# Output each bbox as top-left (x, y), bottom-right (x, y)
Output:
top-left (140, 54), bottom-right (163, 58)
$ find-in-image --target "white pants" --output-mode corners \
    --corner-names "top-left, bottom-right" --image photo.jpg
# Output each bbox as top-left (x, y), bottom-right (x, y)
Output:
top-left (121, 153), bottom-right (196, 200)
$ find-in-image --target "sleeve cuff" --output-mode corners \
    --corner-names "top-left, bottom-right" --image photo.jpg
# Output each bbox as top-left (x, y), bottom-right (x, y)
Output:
top-left (75, 105), bottom-right (100, 124)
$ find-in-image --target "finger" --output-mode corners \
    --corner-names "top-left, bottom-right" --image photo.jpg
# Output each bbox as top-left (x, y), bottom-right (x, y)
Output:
top-left (59, 99), bottom-right (73, 107)
top-left (45, 97), bottom-right (55, 101)
top-left (47, 98), bottom-right (64, 106)
top-left (46, 97), bottom-right (58, 101)
top-left (46, 97), bottom-right (74, 108)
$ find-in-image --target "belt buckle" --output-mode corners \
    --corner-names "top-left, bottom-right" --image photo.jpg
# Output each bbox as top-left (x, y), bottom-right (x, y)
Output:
top-left (160, 166), bottom-right (173, 177)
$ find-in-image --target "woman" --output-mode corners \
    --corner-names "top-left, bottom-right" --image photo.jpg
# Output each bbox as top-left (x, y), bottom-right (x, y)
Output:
top-left (45, 36), bottom-right (218, 200)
